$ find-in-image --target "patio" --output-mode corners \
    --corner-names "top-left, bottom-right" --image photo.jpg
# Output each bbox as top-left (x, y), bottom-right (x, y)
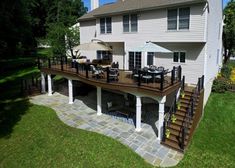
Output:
top-left (30, 91), bottom-right (183, 167)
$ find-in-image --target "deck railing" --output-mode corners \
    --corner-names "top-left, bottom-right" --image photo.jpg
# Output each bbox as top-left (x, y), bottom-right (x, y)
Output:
top-left (180, 75), bottom-right (204, 150)
top-left (38, 56), bottom-right (182, 92)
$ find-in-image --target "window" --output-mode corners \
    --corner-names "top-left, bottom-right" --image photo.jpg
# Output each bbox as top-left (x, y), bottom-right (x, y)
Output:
top-left (97, 51), bottom-right (112, 61)
top-left (173, 52), bottom-right (186, 63)
top-left (168, 9), bottom-right (177, 30)
top-left (179, 8), bottom-right (190, 29)
top-left (147, 52), bottom-right (154, 65)
top-left (123, 14), bottom-right (138, 32)
top-left (100, 17), bottom-right (112, 34)
top-left (167, 7), bottom-right (190, 30)
top-left (129, 52), bottom-right (142, 70)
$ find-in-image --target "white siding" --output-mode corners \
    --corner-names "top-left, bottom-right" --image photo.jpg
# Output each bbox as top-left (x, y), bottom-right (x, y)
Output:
top-left (204, 0), bottom-right (223, 84)
top-left (154, 43), bottom-right (205, 84)
top-left (95, 3), bottom-right (206, 43)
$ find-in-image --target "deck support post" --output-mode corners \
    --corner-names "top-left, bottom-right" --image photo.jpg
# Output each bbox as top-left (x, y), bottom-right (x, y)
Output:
top-left (157, 96), bottom-right (166, 141)
top-left (135, 96), bottom-right (142, 132)
top-left (47, 74), bottom-right (52, 96)
top-left (68, 79), bottom-right (73, 104)
top-left (97, 86), bottom-right (102, 116)
top-left (41, 72), bottom-right (46, 93)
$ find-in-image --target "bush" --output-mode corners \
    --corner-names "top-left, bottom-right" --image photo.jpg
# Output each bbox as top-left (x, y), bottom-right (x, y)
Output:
top-left (212, 78), bottom-right (230, 93)
top-left (221, 65), bottom-right (232, 79)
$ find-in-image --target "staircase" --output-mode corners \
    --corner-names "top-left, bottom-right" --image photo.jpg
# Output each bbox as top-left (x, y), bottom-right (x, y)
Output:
top-left (161, 76), bottom-right (204, 152)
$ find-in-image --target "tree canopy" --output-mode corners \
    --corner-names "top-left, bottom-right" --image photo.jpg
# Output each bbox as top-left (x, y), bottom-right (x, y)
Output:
top-left (223, 0), bottom-right (235, 63)
top-left (0, 0), bottom-right (87, 59)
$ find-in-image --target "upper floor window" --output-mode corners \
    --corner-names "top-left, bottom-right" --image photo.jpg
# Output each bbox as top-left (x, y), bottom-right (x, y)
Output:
top-left (100, 17), bottom-right (112, 34)
top-left (167, 7), bottom-right (190, 30)
top-left (173, 52), bottom-right (186, 63)
top-left (123, 14), bottom-right (138, 32)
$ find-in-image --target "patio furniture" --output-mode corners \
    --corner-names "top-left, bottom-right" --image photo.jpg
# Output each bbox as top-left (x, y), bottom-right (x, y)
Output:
top-left (157, 66), bottom-right (165, 72)
top-left (90, 65), bottom-right (104, 79)
top-left (142, 67), bottom-right (152, 83)
top-left (109, 68), bottom-right (119, 81)
top-left (149, 65), bottom-right (157, 71)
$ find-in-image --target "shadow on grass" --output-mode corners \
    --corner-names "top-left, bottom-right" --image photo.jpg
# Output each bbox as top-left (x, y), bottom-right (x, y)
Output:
top-left (0, 99), bottom-right (31, 138)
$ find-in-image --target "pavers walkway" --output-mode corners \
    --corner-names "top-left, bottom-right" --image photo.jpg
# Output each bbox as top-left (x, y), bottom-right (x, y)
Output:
top-left (30, 92), bottom-right (183, 167)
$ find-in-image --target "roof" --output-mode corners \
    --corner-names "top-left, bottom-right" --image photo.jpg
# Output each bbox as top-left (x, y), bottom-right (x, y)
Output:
top-left (78, 0), bottom-right (206, 21)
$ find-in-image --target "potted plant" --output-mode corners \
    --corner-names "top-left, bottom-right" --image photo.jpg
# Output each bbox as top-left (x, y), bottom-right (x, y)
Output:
top-left (165, 129), bottom-right (170, 138)
top-left (171, 114), bottom-right (177, 123)
top-left (181, 90), bottom-right (185, 98)
top-left (177, 101), bottom-right (181, 110)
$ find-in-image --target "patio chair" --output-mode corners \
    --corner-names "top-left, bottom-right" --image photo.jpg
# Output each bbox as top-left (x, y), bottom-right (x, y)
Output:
top-left (149, 65), bottom-right (157, 71)
top-left (142, 68), bottom-right (152, 83)
top-left (109, 68), bottom-right (119, 81)
top-left (132, 68), bottom-right (141, 79)
top-left (90, 65), bottom-right (104, 79)
top-left (157, 66), bottom-right (165, 72)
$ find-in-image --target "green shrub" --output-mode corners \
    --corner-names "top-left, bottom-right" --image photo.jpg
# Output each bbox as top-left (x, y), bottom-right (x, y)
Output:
top-left (212, 78), bottom-right (229, 93)
top-left (221, 65), bottom-right (232, 79)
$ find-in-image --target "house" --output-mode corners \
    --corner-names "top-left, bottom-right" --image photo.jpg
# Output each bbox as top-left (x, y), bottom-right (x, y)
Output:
top-left (39, 0), bottom-right (223, 152)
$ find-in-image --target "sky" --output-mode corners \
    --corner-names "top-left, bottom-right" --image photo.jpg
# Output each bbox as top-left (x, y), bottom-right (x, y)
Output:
top-left (82, 0), bottom-right (230, 11)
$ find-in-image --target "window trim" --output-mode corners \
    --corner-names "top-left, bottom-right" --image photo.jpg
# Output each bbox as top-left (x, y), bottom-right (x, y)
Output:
top-left (173, 51), bottom-right (186, 63)
top-left (167, 7), bottom-right (190, 31)
top-left (100, 17), bottom-right (112, 34)
top-left (123, 14), bottom-right (138, 33)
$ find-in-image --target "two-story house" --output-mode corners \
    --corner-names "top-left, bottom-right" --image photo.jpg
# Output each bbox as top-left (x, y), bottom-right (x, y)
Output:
top-left (39, 0), bottom-right (223, 152)
top-left (78, 0), bottom-right (223, 104)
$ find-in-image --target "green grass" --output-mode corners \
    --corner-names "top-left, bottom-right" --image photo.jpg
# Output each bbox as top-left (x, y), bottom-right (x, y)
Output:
top-left (176, 92), bottom-right (235, 167)
top-left (0, 102), bottom-right (151, 168)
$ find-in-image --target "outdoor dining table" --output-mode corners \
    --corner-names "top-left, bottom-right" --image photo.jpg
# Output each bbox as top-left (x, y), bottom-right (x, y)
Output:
top-left (147, 70), bottom-right (162, 82)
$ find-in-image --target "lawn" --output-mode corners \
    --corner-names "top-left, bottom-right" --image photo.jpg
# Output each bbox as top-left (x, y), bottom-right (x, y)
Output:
top-left (176, 92), bottom-right (235, 168)
top-left (0, 61), bottom-right (151, 168)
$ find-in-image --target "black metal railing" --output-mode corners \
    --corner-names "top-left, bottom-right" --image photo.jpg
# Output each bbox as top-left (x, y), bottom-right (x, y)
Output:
top-left (180, 75), bottom-right (204, 150)
top-left (162, 94), bottom-right (177, 142)
top-left (38, 57), bottom-right (183, 92)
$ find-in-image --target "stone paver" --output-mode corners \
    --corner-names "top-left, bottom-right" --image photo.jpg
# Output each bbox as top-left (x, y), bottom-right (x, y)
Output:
top-left (30, 92), bottom-right (183, 167)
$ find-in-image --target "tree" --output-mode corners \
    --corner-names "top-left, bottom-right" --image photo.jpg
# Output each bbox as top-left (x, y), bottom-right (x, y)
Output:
top-left (46, 0), bottom-right (87, 57)
top-left (0, 0), bottom-right (36, 59)
top-left (223, 0), bottom-right (235, 63)
top-left (65, 26), bottom-right (80, 58)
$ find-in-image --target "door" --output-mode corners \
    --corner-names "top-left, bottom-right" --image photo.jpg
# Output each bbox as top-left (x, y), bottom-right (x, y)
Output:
top-left (129, 52), bottom-right (142, 70)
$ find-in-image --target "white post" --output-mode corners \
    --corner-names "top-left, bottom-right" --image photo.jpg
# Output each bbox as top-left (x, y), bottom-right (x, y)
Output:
top-left (41, 72), bottom-right (46, 93)
top-left (68, 79), bottom-right (73, 104)
top-left (97, 86), bottom-right (102, 116)
top-left (47, 74), bottom-right (52, 96)
top-left (158, 96), bottom-right (166, 141)
top-left (135, 96), bottom-right (142, 132)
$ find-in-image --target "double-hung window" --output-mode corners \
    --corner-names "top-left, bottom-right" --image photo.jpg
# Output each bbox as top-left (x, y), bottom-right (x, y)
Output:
top-left (100, 17), bottom-right (112, 34)
top-left (173, 52), bottom-right (186, 63)
top-left (123, 14), bottom-right (138, 32)
top-left (167, 7), bottom-right (190, 30)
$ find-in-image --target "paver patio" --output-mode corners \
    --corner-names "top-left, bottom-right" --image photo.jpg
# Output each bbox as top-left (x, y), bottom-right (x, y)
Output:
top-left (30, 92), bottom-right (183, 167)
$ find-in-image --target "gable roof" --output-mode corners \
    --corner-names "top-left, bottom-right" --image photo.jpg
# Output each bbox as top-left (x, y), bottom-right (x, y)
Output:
top-left (78, 0), bottom-right (206, 21)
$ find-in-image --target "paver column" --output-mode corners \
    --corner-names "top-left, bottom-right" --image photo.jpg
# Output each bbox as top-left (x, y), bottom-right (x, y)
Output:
top-left (41, 72), bottom-right (46, 93)
top-left (68, 79), bottom-right (73, 104)
top-left (135, 96), bottom-right (142, 132)
top-left (47, 74), bottom-right (52, 96)
top-left (97, 86), bottom-right (102, 116)
top-left (158, 96), bottom-right (166, 141)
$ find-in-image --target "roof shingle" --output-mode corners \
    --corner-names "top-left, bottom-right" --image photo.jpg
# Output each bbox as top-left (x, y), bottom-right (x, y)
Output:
top-left (78, 0), bottom-right (206, 21)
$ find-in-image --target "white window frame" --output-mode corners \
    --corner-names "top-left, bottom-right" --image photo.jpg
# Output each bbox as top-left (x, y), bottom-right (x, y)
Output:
top-left (100, 17), bottom-right (112, 34)
top-left (123, 14), bottom-right (138, 33)
top-left (173, 51), bottom-right (186, 63)
top-left (167, 7), bottom-right (190, 31)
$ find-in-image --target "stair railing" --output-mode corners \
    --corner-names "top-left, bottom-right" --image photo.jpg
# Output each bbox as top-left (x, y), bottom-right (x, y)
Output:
top-left (180, 75), bottom-right (204, 150)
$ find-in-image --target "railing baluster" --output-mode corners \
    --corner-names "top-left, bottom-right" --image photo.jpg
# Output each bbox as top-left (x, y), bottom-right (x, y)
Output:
top-left (138, 70), bottom-right (141, 86)
top-left (76, 62), bottom-right (79, 74)
top-left (61, 57), bottom-right (64, 71)
top-left (162, 121), bottom-right (166, 142)
top-left (178, 66), bottom-right (182, 81)
top-left (48, 58), bottom-right (51, 68)
top-left (160, 72), bottom-right (164, 91)
top-left (86, 64), bottom-right (89, 78)
top-left (37, 57), bottom-right (41, 69)
top-left (106, 67), bottom-right (110, 83)
top-left (182, 76), bottom-right (185, 90)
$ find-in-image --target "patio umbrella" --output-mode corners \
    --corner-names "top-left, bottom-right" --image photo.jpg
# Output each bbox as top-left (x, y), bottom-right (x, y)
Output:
top-left (73, 42), bottom-right (112, 51)
top-left (130, 42), bottom-right (172, 53)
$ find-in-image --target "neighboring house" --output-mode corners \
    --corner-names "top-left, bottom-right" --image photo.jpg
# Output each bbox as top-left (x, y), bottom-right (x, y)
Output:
top-left (78, 0), bottom-right (223, 104)
top-left (39, 0), bottom-right (223, 152)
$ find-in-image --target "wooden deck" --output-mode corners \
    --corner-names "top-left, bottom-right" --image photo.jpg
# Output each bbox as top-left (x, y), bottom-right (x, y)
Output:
top-left (40, 64), bottom-right (181, 97)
